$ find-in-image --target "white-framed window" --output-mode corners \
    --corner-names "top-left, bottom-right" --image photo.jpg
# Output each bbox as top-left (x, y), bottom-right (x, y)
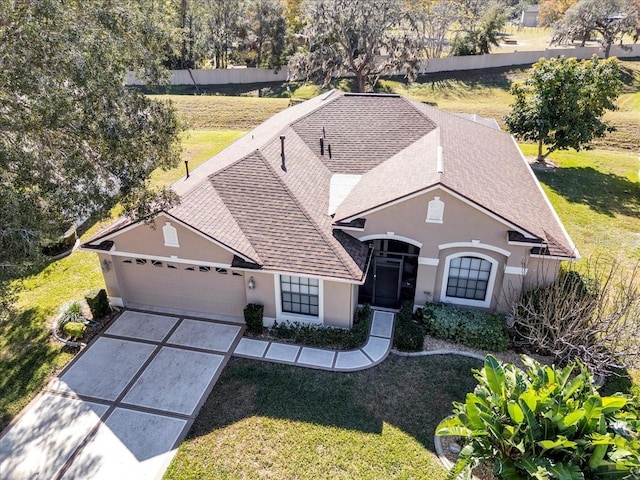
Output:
top-left (440, 252), bottom-right (498, 308)
top-left (163, 222), bottom-right (179, 247)
top-left (426, 196), bottom-right (444, 223)
top-left (280, 275), bottom-right (320, 316)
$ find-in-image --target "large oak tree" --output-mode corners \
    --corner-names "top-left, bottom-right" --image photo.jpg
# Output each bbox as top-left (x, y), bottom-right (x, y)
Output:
top-left (288, 0), bottom-right (423, 92)
top-left (0, 0), bottom-right (183, 303)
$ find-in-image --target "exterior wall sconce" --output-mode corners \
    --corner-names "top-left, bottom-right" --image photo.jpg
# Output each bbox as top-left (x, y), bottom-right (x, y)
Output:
top-left (248, 276), bottom-right (256, 290)
top-left (101, 259), bottom-right (112, 273)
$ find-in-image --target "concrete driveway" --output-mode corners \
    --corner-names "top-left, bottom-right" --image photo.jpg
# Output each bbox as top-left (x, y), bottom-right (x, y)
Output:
top-left (0, 310), bottom-right (244, 480)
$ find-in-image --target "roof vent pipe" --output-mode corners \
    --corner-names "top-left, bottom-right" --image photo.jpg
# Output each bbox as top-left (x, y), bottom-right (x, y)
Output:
top-left (436, 146), bottom-right (444, 174)
top-left (322, 126), bottom-right (326, 139)
top-left (328, 144), bottom-right (332, 159)
top-left (320, 138), bottom-right (324, 156)
top-left (280, 135), bottom-right (286, 171)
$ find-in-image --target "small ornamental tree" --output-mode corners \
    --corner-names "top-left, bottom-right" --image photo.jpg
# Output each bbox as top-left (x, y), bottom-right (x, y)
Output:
top-left (504, 56), bottom-right (622, 163)
top-left (437, 355), bottom-right (640, 480)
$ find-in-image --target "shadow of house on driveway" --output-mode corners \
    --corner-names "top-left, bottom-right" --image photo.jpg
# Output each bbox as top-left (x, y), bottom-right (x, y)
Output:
top-left (185, 354), bottom-right (481, 452)
top-left (536, 166), bottom-right (640, 218)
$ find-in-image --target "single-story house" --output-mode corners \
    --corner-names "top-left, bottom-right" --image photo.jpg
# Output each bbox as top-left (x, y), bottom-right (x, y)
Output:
top-left (83, 91), bottom-right (577, 328)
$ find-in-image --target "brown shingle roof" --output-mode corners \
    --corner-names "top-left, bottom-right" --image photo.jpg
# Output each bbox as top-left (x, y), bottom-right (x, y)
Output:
top-left (87, 90), bottom-right (576, 276)
top-left (334, 127), bottom-right (441, 220)
top-left (292, 93), bottom-right (437, 174)
top-left (169, 181), bottom-right (261, 263)
top-left (209, 150), bottom-right (368, 280)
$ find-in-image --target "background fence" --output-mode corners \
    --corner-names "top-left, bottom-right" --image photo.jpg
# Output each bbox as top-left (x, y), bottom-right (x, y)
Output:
top-left (126, 44), bottom-right (640, 86)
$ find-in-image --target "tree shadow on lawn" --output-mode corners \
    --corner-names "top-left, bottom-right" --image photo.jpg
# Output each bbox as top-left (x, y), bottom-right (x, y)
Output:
top-left (0, 308), bottom-right (66, 431)
top-left (536, 166), bottom-right (640, 218)
top-left (187, 354), bottom-right (481, 451)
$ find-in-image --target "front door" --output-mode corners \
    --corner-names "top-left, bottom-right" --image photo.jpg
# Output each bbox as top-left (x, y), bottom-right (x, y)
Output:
top-left (358, 239), bottom-right (419, 309)
top-left (373, 258), bottom-right (402, 308)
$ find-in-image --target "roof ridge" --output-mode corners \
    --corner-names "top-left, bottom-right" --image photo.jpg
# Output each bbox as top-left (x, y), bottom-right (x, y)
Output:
top-left (289, 89), bottom-right (344, 128)
top-left (255, 148), bottom-right (362, 280)
top-left (163, 210), bottom-right (262, 264)
top-left (402, 96), bottom-right (439, 130)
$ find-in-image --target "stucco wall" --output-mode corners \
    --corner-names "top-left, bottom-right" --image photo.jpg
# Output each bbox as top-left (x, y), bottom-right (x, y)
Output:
top-left (354, 188), bottom-right (537, 312)
top-left (98, 252), bottom-right (122, 304)
top-left (245, 271), bottom-right (277, 322)
top-left (323, 281), bottom-right (356, 329)
top-left (111, 214), bottom-right (235, 265)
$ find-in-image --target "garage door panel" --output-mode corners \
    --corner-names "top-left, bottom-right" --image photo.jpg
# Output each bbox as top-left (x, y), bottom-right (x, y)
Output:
top-left (119, 259), bottom-right (247, 316)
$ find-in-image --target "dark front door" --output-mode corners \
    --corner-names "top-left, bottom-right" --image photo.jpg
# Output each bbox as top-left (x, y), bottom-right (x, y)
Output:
top-left (373, 258), bottom-right (402, 308)
top-left (358, 239), bottom-right (419, 309)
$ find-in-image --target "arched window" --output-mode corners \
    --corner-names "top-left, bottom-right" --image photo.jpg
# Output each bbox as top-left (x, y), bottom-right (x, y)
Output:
top-left (440, 253), bottom-right (498, 308)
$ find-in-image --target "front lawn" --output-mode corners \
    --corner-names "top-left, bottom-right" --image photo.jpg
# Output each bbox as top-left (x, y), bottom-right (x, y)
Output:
top-left (165, 355), bottom-right (481, 480)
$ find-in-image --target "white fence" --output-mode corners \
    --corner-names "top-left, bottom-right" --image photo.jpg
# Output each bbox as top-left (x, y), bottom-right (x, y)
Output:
top-left (125, 67), bottom-right (288, 86)
top-left (126, 44), bottom-right (640, 86)
top-left (419, 44), bottom-right (640, 74)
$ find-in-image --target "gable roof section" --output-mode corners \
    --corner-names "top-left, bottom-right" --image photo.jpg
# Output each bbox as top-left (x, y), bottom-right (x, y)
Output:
top-left (413, 103), bottom-right (576, 256)
top-left (168, 181), bottom-right (261, 263)
top-left (334, 127), bottom-right (441, 221)
top-left (82, 210), bottom-right (257, 262)
top-left (208, 150), bottom-right (367, 281)
top-left (291, 93), bottom-right (437, 174)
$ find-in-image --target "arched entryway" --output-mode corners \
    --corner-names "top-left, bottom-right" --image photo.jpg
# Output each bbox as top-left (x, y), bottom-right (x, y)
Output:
top-left (358, 238), bottom-right (419, 309)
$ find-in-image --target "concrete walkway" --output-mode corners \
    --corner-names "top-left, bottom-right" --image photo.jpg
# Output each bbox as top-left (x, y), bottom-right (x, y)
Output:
top-left (233, 310), bottom-right (395, 371)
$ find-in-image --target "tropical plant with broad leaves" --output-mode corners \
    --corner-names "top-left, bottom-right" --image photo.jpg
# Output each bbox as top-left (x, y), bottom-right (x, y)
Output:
top-left (436, 355), bottom-right (640, 479)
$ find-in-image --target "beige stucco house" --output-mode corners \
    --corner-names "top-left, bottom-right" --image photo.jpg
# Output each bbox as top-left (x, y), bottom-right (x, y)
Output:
top-left (83, 91), bottom-right (577, 328)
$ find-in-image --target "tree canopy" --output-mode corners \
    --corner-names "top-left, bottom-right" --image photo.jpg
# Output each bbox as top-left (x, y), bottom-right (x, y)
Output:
top-left (0, 1), bottom-right (183, 295)
top-left (504, 56), bottom-right (622, 162)
top-left (551, 0), bottom-right (640, 57)
top-left (287, 0), bottom-right (423, 92)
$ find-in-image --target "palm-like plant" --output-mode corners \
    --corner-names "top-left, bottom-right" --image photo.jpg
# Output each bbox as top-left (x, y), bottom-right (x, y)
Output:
top-left (437, 355), bottom-right (640, 479)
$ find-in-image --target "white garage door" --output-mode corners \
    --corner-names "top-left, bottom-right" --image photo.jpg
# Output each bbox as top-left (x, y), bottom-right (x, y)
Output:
top-left (118, 257), bottom-right (247, 317)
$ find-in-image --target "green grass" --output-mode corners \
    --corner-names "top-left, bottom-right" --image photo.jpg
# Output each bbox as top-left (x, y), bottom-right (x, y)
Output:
top-left (521, 145), bottom-right (640, 269)
top-left (379, 59), bottom-right (640, 151)
top-left (0, 251), bottom-right (104, 428)
top-left (165, 355), bottom-right (481, 480)
top-left (153, 95), bottom-right (289, 130)
top-left (150, 129), bottom-right (246, 187)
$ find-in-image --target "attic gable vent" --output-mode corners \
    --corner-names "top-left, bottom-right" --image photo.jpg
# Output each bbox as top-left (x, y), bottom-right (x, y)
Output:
top-left (426, 196), bottom-right (444, 224)
top-left (163, 222), bottom-right (179, 247)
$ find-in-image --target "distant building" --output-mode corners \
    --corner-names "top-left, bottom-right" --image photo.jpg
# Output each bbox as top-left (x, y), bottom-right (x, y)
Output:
top-left (521, 5), bottom-right (540, 27)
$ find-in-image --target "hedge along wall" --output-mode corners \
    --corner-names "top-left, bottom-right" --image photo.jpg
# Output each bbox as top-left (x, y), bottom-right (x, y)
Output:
top-left (126, 44), bottom-right (640, 86)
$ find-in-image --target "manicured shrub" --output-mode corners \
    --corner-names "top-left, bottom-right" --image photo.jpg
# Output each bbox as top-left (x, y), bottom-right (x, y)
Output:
top-left (63, 321), bottom-right (86, 339)
top-left (270, 306), bottom-right (372, 350)
top-left (437, 355), bottom-right (640, 480)
top-left (422, 303), bottom-right (509, 351)
top-left (243, 303), bottom-right (264, 334)
top-left (85, 289), bottom-right (111, 320)
top-left (394, 300), bottom-right (424, 352)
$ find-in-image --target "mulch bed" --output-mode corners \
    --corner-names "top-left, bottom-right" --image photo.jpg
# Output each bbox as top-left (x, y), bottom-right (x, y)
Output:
top-left (53, 307), bottom-right (120, 347)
